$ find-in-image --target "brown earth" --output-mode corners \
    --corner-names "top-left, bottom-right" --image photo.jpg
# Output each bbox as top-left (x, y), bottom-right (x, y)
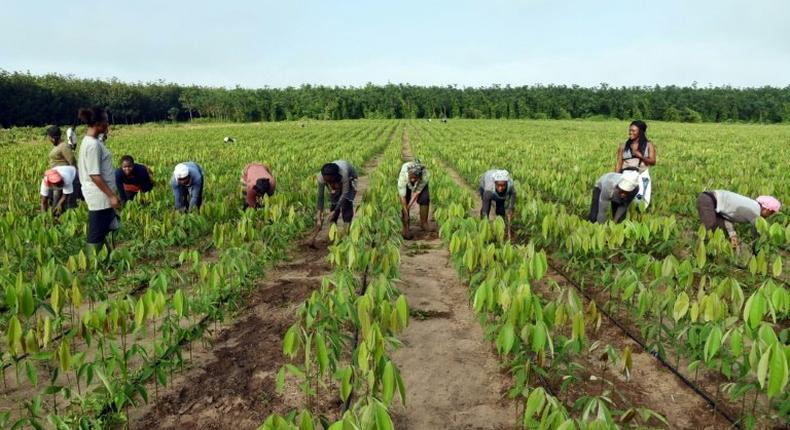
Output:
top-left (128, 152), bottom-right (385, 430)
top-left (428, 134), bottom-right (737, 430)
top-left (390, 130), bottom-right (516, 429)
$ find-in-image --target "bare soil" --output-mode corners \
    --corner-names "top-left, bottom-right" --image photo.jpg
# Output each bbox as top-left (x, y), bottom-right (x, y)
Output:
top-left (432, 140), bottom-right (736, 429)
top-left (391, 130), bottom-right (515, 429)
top-left (129, 153), bottom-right (383, 430)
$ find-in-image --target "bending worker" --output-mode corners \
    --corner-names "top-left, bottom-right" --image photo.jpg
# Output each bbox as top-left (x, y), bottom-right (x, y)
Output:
top-left (317, 160), bottom-right (357, 226)
top-left (115, 155), bottom-right (154, 203)
top-left (241, 162), bottom-right (276, 209)
top-left (589, 171), bottom-right (639, 224)
top-left (398, 160), bottom-right (431, 238)
top-left (40, 166), bottom-right (78, 215)
top-left (171, 162), bottom-right (204, 212)
top-left (479, 169), bottom-right (516, 229)
top-left (697, 191), bottom-right (781, 249)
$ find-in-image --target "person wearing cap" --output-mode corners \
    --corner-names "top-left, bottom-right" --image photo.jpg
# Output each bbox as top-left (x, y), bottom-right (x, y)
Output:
top-left (317, 160), bottom-right (358, 225)
top-left (614, 120), bottom-right (656, 208)
top-left (398, 160), bottom-right (431, 238)
top-left (115, 155), bottom-right (155, 203)
top-left (47, 125), bottom-right (76, 168)
top-left (40, 166), bottom-right (78, 215)
top-left (589, 171), bottom-right (640, 224)
top-left (479, 169), bottom-right (516, 223)
top-left (171, 162), bottom-right (204, 212)
top-left (241, 162), bottom-right (276, 209)
top-left (697, 191), bottom-right (781, 249)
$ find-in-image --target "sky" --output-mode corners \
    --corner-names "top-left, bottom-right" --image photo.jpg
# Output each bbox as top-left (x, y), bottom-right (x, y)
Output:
top-left (1, 0), bottom-right (789, 88)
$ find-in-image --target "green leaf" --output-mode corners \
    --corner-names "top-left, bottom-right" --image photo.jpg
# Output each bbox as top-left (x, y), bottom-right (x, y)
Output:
top-left (757, 348), bottom-right (770, 389)
top-left (25, 360), bottom-right (37, 387)
top-left (496, 323), bottom-right (515, 355)
top-left (382, 361), bottom-right (395, 405)
top-left (58, 339), bottom-right (71, 372)
top-left (673, 292), bottom-right (689, 322)
top-left (21, 286), bottom-right (34, 318)
top-left (173, 289), bottom-right (185, 317)
top-left (7, 315), bottom-right (22, 357)
top-left (767, 344), bottom-right (788, 398)
top-left (315, 332), bottom-right (329, 375)
top-left (525, 387), bottom-right (546, 419)
top-left (374, 402), bottom-right (393, 430)
top-left (283, 325), bottom-right (298, 358)
top-left (340, 366), bottom-right (352, 402)
top-left (703, 326), bottom-right (722, 363)
top-left (395, 295), bottom-right (408, 329)
top-left (134, 298), bottom-right (145, 329)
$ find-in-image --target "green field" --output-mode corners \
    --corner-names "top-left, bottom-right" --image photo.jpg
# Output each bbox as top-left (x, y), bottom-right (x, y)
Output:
top-left (1, 119), bottom-right (788, 429)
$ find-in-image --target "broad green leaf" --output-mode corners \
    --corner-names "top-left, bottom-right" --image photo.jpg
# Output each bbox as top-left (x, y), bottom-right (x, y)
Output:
top-left (382, 361), bottom-right (395, 404)
top-left (673, 292), bottom-right (689, 322)
top-left (703, 326), bottom-right (722, 363)
top-left (767, 344), bottom-right (788, 398)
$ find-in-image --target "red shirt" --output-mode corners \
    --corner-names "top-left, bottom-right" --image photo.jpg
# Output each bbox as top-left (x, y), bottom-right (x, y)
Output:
top-left (241, 163), bottom-right (276, 208)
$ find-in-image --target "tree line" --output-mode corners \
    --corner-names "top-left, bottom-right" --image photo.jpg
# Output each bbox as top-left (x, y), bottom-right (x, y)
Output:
top-left (2, 70), bottom-right (789, 128)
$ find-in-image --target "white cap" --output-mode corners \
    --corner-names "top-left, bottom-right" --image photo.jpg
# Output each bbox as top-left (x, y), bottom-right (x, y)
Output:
top-left (618, 171), bottom-right (640, 192)
top-left (174, 163), bottom-right (190, 179)
top-left (492, 169), bottom-right (510, 182)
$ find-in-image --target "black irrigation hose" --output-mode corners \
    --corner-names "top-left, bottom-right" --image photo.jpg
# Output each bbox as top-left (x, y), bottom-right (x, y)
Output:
top-left (547, 260), bottom-right (742, 429)
top-left (431, 154), bottom-right (743, 428)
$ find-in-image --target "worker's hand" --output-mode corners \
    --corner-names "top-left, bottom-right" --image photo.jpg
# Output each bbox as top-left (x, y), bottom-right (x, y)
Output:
top-left (729, 235), bottom-right (739, 250)
top-left (53, 204), bottom-right (63, 217)
top-left (633, 149), bottom-right (644, 160)
top-left (110, 195), bottom-right (121, 209)
top-left (317, 210), bottom-right (324, 224)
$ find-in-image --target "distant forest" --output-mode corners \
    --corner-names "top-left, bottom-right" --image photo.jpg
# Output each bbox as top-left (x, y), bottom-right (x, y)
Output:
top-left (2, 70), bottom-right (789, 127)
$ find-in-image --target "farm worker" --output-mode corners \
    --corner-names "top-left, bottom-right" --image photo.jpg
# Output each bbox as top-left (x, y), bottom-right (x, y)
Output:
top-left (40, 166), bottom-right (78, 215)
top-left (588, 171), bottom-right (640, 224)
top-left (66, 126), bottom-right (78, 150)
top-left (241, 162), bottom-right (276, 209)
top-left (77, 107), bottom-right (121, 252)
top-left (614, 120), bottom-right (656, 208)
top-left (317, 160), bottom-right (358, 225)
top-left (115, 155), bottom-right (155, 203)
top-left (697, 191), bottom-right (781, 249)
top-left (397, 160), bottom-right (431, 238)
top-left (171, 162), bottom-right (204, 212)
top-left (479, 170), bottom-right (516, 230)
top-left (47, 125), bottom-right (76, 168)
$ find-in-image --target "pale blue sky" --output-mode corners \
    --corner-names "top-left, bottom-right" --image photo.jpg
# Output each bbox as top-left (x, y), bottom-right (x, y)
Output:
top-left (1, 0), bottom-right (788, 88)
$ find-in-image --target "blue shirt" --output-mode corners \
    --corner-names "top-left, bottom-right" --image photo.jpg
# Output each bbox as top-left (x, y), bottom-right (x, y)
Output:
top-left (170, 162), bottom-right (204, 210)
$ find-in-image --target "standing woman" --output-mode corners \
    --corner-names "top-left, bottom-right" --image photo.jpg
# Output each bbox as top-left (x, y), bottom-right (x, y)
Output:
top-left (614, 120), bottom-right (656, 208)
top-left (77, 107), bottom-right (121, 253)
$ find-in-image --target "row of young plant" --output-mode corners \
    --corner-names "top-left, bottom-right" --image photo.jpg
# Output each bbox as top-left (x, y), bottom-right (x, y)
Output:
top-left (0, 122), bottom-right (395, 332)
top-left (259, 129), bottom-right (410, 430)
top-left (404, 135), bottom-right (668, 429)
top-left (409, 121), bottom-right (789, 427)
top-left (0, 121), bottom-right (396, 428)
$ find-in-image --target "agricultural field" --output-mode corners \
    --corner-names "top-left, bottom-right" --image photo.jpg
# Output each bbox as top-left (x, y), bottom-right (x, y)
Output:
top-left (0, 119), bottom-right (788, 430)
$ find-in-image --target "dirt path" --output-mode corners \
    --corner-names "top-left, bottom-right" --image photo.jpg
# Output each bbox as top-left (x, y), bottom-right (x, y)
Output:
top-left (129, 152), bottom-right (386, 430)
top-left (432, 150), bottom-right (732, 429)
top-left (390, 130), bottom-right (515, 430)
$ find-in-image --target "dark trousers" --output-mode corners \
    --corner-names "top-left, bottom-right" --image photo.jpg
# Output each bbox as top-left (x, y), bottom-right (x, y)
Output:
top-left (589, 187), bottom-right (630, 223)
top-left (480, 188), bottom-right (506, 218)
top-left (329, 186), bottom-right (357, 223)
top-left (405, 183), bottom-right (430, 206)
top-left (87, 208), bottom-right (116, 245)
top-left (697, 192), bottom-right (727, 232)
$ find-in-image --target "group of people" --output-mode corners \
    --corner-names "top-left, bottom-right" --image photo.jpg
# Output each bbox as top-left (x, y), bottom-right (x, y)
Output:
top-left (588, 120), bottom-right (781, 249)
top-left (39, 107), bottom-right (277, 252)
top-left (40, 112), bottom-right (781, 252)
